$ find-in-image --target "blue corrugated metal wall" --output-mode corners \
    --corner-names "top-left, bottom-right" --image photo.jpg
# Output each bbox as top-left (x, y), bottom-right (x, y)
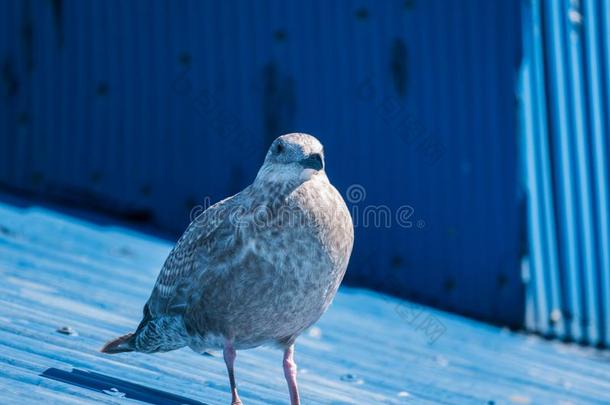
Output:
top-left (0, 0), bottom-right (523, 325)
top-left (521, 0), bottom-right (610, 346)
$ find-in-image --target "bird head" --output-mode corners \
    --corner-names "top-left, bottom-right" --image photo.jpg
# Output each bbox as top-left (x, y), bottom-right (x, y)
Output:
top-left (255, 133), bottom-right (325, 185)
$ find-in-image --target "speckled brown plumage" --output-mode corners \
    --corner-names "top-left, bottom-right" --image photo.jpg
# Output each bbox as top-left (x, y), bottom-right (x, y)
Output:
top-left (102, 133), bottom-right (354, 404)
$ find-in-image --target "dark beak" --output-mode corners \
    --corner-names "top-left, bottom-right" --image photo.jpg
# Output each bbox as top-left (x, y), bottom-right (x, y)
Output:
top-left (300, 153), bottom-right (324, 171)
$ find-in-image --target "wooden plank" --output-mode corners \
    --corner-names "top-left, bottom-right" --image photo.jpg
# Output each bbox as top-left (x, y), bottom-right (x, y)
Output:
top-left (0, 198), bottom-right (609, 404)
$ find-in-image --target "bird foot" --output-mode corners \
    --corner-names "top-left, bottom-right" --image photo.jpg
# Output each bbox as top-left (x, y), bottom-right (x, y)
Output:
top-left (231, 401), bottom-right (243, 405)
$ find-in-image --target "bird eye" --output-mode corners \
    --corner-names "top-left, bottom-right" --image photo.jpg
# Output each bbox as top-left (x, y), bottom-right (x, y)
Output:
top-left (274, 143), bottom-right (284, 154)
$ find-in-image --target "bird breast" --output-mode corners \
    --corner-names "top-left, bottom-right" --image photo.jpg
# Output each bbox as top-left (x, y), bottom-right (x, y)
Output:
top-left (186, 176), bottom-right (353, 350)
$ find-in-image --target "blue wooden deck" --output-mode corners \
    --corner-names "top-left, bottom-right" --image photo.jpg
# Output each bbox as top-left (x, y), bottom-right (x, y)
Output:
top-left (1, 197), bottom-right (609, 405)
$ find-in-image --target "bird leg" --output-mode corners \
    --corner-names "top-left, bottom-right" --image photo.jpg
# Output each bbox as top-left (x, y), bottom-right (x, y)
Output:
top-left (223, 341), bottom-right (242, 405)
top-left (283, 344), bottom-right (300, 405)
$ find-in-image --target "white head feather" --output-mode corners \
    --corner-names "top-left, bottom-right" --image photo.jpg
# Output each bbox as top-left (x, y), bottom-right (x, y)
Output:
top-left (255, 133), bottom-right (326, 185)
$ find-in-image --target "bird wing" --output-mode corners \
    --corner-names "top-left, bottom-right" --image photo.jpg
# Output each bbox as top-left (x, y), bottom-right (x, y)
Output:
top-left (144, 192), bottom-right (244, 318)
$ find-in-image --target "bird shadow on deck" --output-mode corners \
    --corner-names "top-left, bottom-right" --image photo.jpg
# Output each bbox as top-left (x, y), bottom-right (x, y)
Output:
top-left (41, 368), bottom-right (209, 405)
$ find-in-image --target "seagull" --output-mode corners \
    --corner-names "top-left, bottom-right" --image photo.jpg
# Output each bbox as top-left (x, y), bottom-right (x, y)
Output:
top-left (101, 133), bottom-right (354, 405)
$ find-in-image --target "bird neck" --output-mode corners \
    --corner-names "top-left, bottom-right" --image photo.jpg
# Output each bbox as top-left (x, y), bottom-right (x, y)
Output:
top-left (251, 177), bottom-right (303, 200)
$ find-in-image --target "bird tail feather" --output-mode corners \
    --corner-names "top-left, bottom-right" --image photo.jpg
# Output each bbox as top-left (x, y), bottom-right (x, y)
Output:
top-left (100, 333), bottom-right (135, 354)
